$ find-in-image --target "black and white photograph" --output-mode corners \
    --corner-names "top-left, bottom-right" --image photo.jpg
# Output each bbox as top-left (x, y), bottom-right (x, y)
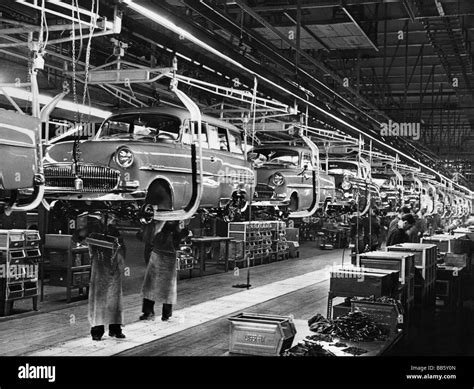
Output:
top-left (0, 0), bottom-right (473, 387)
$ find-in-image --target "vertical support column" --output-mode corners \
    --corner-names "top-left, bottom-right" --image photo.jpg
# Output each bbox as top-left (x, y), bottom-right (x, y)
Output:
top-left (404, 23), bottom-right (409, 122)
top-left (382, 3), bottom-right (387, 105)
top-left (295, 0), bottom-right (301, 72)
top-left (419, 39), bottom-right (424, 142)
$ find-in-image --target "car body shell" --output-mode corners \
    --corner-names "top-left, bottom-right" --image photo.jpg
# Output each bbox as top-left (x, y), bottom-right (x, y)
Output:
top-left (43, 107), bottom-right (255, 211)
top-left (323, 158), bottom-right (380, 212)
top-left (252, 145), bottom-right (335, 211)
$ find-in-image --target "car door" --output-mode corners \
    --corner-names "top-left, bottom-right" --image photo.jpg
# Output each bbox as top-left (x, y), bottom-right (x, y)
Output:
top-left (201, 124), bottom-right (225, 207)
top-left (224, 129), bottom-right (255, 199)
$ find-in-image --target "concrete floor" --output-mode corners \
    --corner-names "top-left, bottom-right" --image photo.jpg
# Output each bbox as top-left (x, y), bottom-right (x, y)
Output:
top-left (0, 238), bottom-right (347, 356)
top-left (1, 235), bottom-right (473, 356)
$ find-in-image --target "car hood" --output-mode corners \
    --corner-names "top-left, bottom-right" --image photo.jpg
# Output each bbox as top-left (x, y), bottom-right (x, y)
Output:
top-left (44, 139), bottom-right (148, 165)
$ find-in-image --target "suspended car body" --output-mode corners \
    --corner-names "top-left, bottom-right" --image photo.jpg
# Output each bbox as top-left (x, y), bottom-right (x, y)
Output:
top-left (43, 107), bottom-right (255, 222)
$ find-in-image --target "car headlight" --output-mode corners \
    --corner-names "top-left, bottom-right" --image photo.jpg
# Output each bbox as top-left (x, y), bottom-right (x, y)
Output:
top-left (271, 172), bottom-right (285, 187)
top-left (115, 147), bottom-right (134, 168)
top-left (341, 180), bottom-right (352, 191)
top-left (380, 192), bottom-right (388, 199)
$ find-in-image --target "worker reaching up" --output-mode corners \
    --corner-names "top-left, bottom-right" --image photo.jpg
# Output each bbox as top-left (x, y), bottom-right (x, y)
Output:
top-left (140, 220), bottom-right (190, 321)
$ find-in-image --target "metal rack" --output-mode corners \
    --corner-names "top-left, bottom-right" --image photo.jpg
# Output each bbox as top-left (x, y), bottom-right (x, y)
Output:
top-left (0, 230), bottom-right (41, 316)
top-left (43, 234), bottom-right (91, 303)
top-left (228, 221), bottom-right (288, 267)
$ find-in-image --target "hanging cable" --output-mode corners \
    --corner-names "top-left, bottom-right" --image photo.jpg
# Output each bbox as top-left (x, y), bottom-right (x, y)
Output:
top-left (74, 0), bottom-right (84, 61)
top-left (70, 0), bottom-right (80, 177)
top-left (39, 0), bottom-right (49, 50)
top-left (80, 0), bottom-right (97, 123)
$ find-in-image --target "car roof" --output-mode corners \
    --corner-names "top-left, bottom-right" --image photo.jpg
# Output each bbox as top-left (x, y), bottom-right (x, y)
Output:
top-left (254, 144), bottom-right (306, 152)
top-left (108, 106), bottom-right (241, 133)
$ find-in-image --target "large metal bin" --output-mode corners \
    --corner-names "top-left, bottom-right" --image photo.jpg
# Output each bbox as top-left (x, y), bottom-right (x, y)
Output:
top-left (228, 313), bottom-right (296, 356)
top-left (422, 234), bottom-right (470, 255)
top-left (357, 251), bottom-right (415, 285)
top-left (387, 243), bottom-right (437, 268)
top-left (330, 267), bottom-right (400, 298)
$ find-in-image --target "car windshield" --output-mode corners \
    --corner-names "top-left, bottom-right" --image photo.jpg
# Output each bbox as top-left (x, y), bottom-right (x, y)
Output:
top-left (324, 161), bottom-right (359, 177)
top-left (98, 113), bottom-right (181, 141)
top-left (256, 149), bottom-right (299, 166)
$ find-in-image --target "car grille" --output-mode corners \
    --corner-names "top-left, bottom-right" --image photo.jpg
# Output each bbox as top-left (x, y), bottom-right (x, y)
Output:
top-left (254, 183), bottom-right (275, 200)
top-left (44, 163), bottom-right (120, 192)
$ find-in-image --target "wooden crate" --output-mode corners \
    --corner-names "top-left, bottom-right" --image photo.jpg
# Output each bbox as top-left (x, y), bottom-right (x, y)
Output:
top-left (387, 243), bottom-right (437, 268)
top-left (422, 234), bottom-right (470, 254)
top-left (357, 251), bottom-right (415, 285)
top-left (414, 278), bottom-right (436, 306)
top-left (414, 263), bottom-right (436, 284)
top-left (351, 299), bottom-right (402, 335)
top-left (332, 301), bottom-right (351, 319)
top-left (330, 267), bottom-right (399, 298)
top-left (444, 253), bottom-right (469, 271)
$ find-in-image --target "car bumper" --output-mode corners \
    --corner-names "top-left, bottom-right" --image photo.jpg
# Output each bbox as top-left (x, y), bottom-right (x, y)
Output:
top-left (44, 189), bottom-right (147, 201)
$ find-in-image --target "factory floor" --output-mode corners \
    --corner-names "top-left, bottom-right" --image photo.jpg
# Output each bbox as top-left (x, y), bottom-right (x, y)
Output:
top-left (0, 236), bottom-right (473, 356)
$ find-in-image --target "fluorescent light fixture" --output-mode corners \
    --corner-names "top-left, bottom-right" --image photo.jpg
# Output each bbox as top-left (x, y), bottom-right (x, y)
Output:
top-left (176, 52), bottom-right (192, 62)
top-left (0, 87), bottom-right (111, 119)
top-left (122, 0), bottom-right (472, 195)
top-left (202, 65), bottom-right (216, 73)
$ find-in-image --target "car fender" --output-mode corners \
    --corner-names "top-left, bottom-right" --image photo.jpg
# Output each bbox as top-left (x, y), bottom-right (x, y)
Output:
top-left (145, 175), bottom-right (176, 208)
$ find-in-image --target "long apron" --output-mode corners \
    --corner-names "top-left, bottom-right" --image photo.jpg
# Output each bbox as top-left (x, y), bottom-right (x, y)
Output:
top-left (141, 251), bottom-right (177, 305)
top-left (88, 247), bottom-right (125, 327)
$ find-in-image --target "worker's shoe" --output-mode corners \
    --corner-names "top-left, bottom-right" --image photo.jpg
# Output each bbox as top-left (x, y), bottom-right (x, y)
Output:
top-left (161, 304), bottom-right (172, 321)
top-left (109, 331), bottom-right (126, 339)
top-left (139, 313), bottom-right (155, 321)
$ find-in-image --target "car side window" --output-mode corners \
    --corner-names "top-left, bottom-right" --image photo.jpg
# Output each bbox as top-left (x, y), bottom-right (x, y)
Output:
top-left (217, 128), bottom-right (229, 152)
top-left (181, 120), bottom-right (192, 144)
top-left (228, 131), bottom-right (243, 154)
top-left (207, 125), bottom-right (219, 150)
top-left (183, 121), bottom-right (209, 148)
top-left (199, 124), bottom-right (209, 148)
top-left (208, 125), bottom-right (229, 152)
top-left (302, 153), bottom-right (312, 168)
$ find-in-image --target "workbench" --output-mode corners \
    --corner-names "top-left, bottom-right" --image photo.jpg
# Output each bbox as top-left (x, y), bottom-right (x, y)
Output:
top-left (191, 237), bottom-right (234, 277)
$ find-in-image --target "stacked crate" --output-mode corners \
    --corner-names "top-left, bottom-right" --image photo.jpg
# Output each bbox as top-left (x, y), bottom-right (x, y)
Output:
top-left (387, 243), bottom-right (437, 306)
top-left (228, 221), bottom-right (288, 267)
top-left (0, 229), bottom-right (41, 316)
top-left (357, 251), bottom-right (415, 313)
top-left (328, 265), bottom-right (401, 319)
top-left (268, 221), bottom-right (289, 261)
top-left (422, 234), bottom-right (470, 255)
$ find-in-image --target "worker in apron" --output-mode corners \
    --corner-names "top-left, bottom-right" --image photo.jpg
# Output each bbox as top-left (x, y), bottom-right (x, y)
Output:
top-left (88, 213), bottom-right (126, 341)
top-left (140, 220), bottom-right (189, 321)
